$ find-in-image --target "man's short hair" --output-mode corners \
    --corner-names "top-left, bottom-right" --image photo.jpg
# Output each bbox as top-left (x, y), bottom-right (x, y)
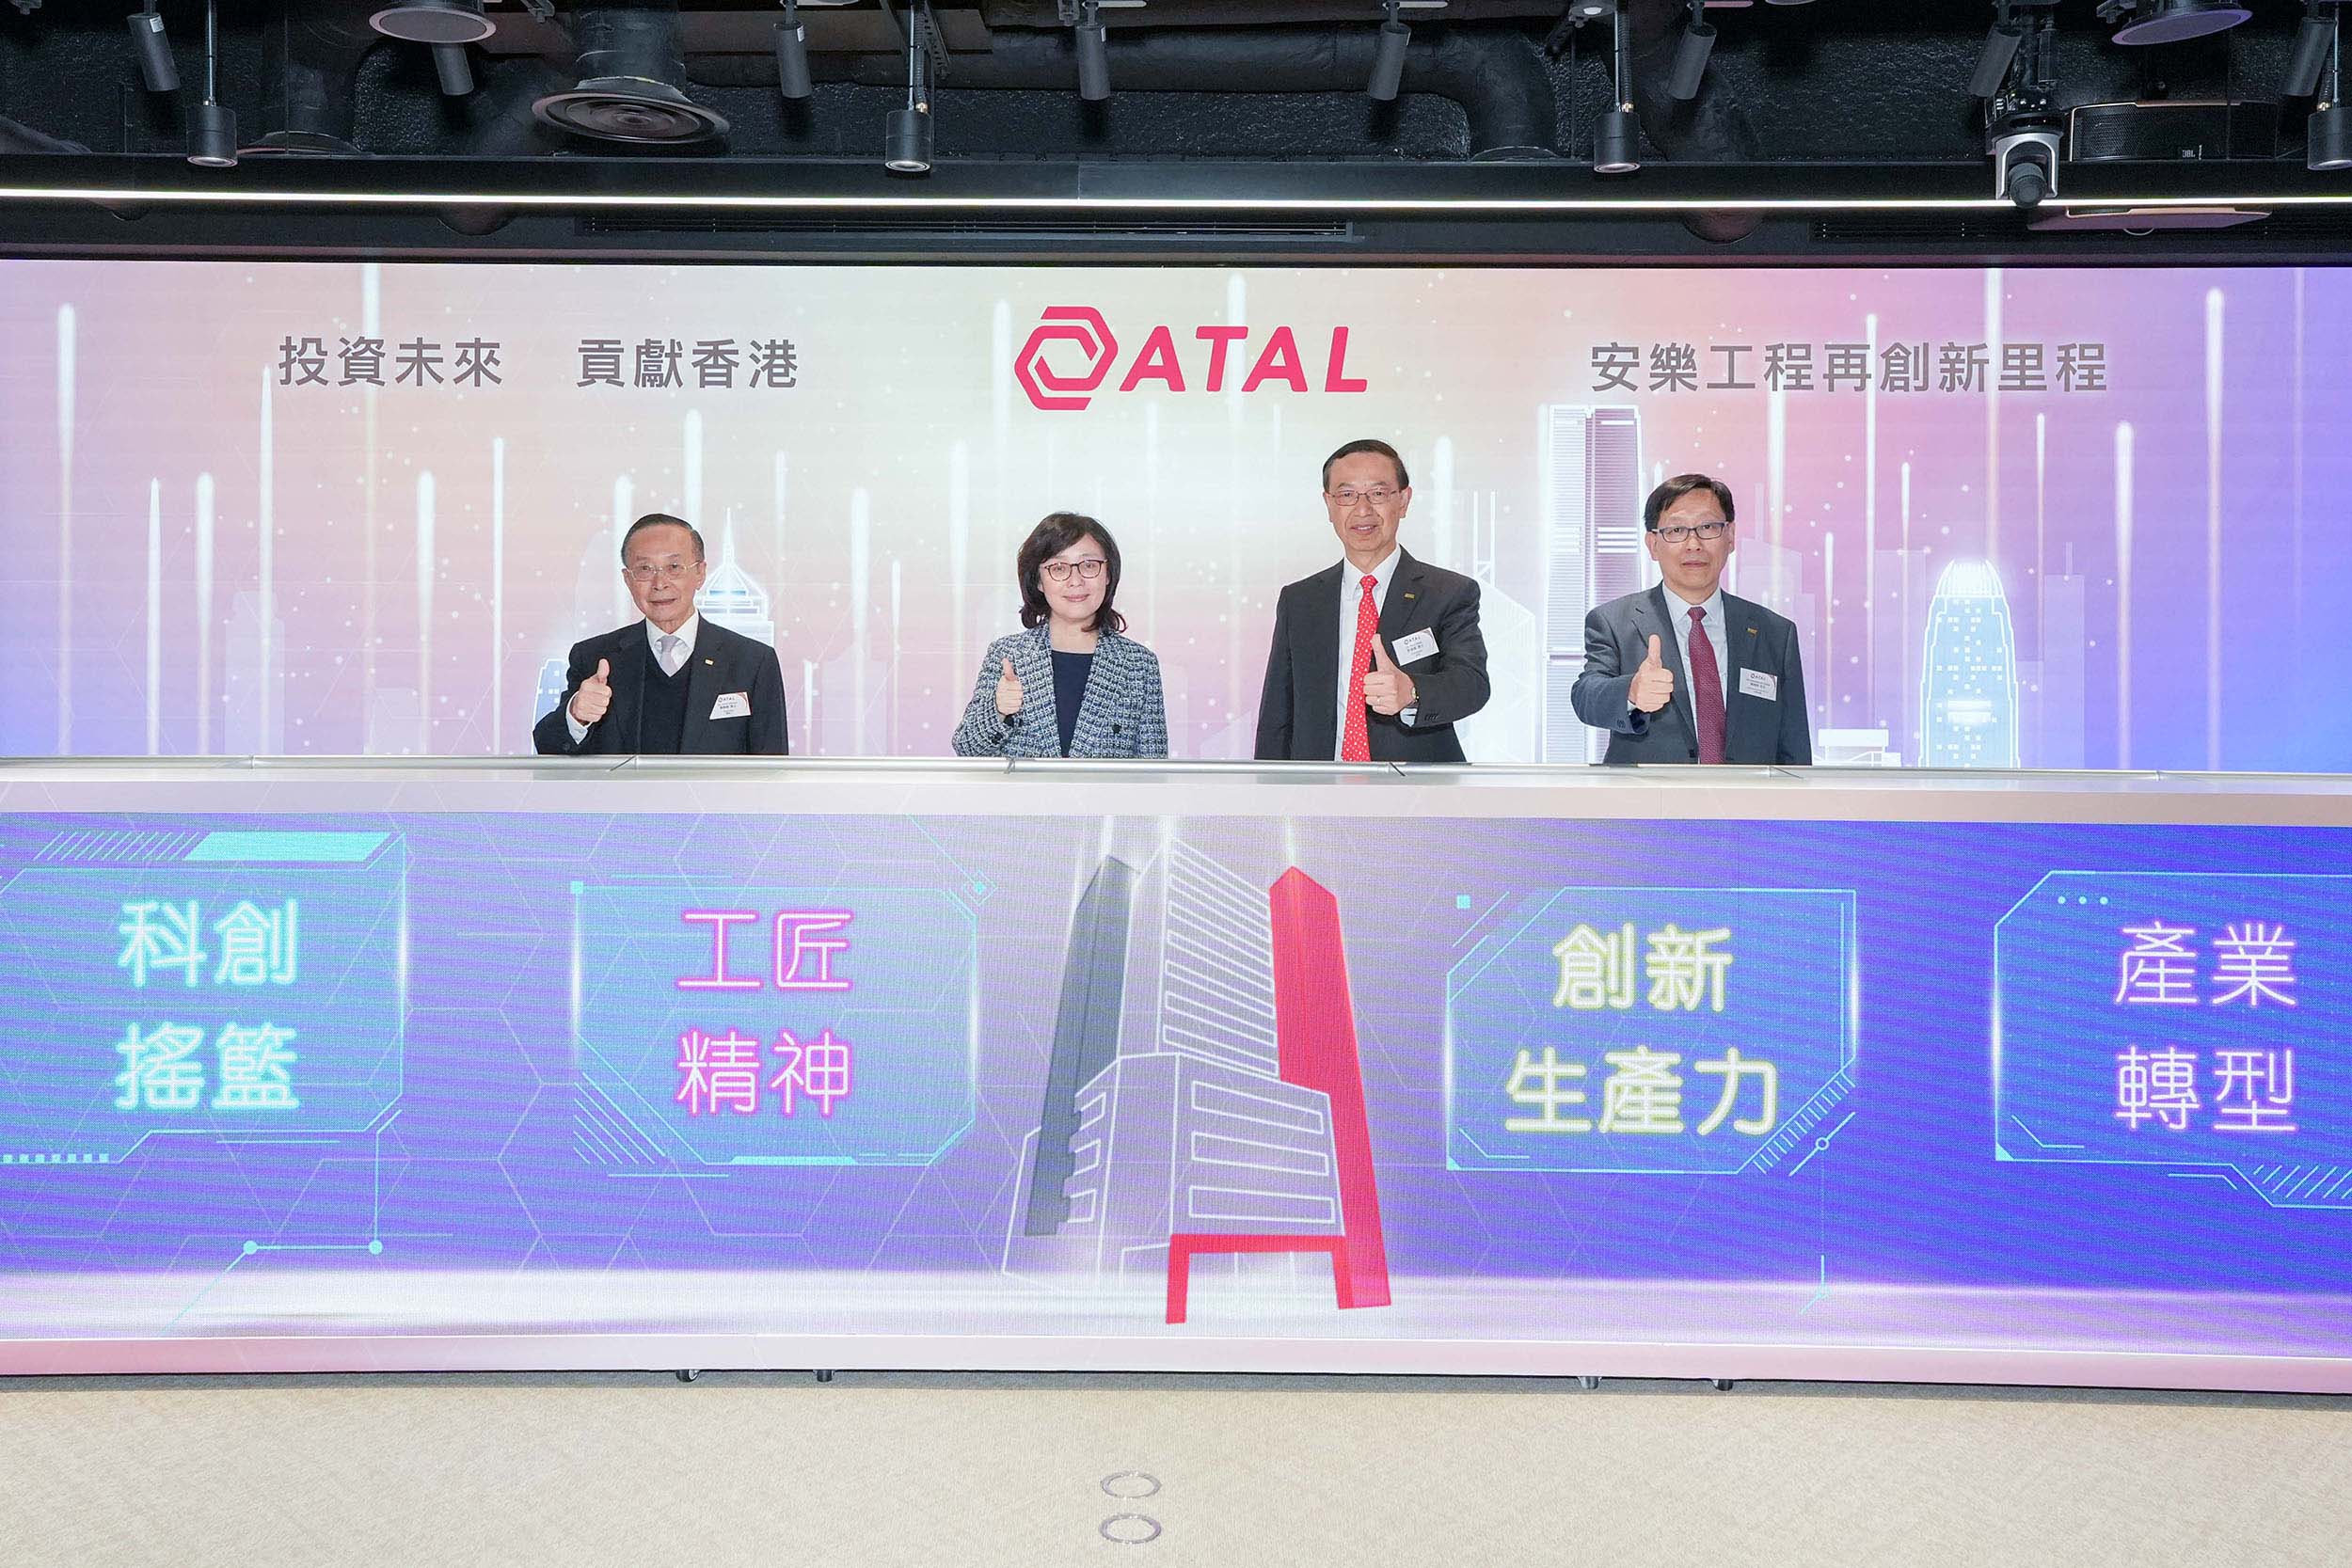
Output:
top-left (1644, 474), bottom-right (1737, 531)
top-left (1322, 438), bottom-right (1410, 492)
top-left (620, 512), bottom-right (706, 562)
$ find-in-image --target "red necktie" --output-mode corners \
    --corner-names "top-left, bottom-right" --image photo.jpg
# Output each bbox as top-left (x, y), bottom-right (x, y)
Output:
top-left (1688, 605), bottom-right (1727, 765)
top-left (1342, 574), bottom-right (1378, 763)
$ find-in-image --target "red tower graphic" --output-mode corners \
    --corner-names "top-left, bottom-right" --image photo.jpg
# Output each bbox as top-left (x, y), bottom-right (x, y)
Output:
top-left (1165, 866), bottom-right (1391, 1323)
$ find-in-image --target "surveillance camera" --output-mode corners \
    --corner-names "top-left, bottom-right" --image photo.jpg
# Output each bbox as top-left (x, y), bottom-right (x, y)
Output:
top-left (1992, 127), bottom-right (2061, 208)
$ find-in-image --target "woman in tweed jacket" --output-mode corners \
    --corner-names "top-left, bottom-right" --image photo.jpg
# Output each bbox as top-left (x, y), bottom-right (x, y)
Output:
top-left (953, 513), bottom-right (1169, 760)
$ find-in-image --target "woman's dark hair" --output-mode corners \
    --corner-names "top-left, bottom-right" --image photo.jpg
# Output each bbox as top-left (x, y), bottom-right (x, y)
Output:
top-left (1017, 512), bottom-right (1125, 635)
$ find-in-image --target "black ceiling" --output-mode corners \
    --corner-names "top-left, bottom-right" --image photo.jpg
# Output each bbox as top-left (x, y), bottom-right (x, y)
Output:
top-left (0, 1), bottom-right (2322, 166)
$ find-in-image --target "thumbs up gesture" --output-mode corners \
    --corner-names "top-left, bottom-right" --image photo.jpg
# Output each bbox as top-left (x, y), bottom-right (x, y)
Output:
top-left (1629, 634), bottom-right (1675, 714)
top-left (1362, 637), bottom-right (1415, 717)
top-left (993, 655), bottom-right (1025, 718)
top-left (570, 658), bottom-right (612, 725)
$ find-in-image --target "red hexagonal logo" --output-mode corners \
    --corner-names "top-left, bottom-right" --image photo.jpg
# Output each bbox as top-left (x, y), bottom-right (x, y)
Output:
top-left (1014, 306), bottom-right (1119, 412)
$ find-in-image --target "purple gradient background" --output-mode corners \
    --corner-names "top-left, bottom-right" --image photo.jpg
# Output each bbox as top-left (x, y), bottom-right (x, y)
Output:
top-left (1, 261), bottom-right (2348, 768)
top-left (1, 808), bottom-right (2345, 1368)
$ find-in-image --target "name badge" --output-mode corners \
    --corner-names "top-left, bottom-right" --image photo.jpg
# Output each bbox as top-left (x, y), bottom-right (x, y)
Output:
top-left (709, 692), bottom-right (752, 720)
top-left (1391, 628), bottom-right (1438, 664)
top-left (1738, 669), bottom-right (1778, 702)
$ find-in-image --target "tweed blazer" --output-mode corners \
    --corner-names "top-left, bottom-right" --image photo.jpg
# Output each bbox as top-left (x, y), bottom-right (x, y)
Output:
top-left (952, 623), bottom-right (1169, 759)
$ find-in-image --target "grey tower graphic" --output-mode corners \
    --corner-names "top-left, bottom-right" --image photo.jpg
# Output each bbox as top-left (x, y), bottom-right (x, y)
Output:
top-left (1542, 405), bottom-right (1645, 763)
top-left (1006, 840), bottom-right (1341, 1286)
top-left (1920, 558), bottom-right (2022, 768)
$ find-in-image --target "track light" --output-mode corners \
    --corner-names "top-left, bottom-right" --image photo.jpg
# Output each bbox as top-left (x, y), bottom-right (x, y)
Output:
top-left (2314, 103), bottom-right (2352, 169)
top-left (2312, 17), bottom-right (2352, 169)
top-left (1368, 1), bottom-right (1409, 103)
top-left (1076, 0), bottom-right (1110, 103)
top-left (1593, 0), bottom-right (1640, 174)
top-left (1669, 0), bottom-right (1714, 102)
top-left (2285, 5), bottom-right (2339, 101)
top-left (126, 4), bottom-right (178, 94)
top-left (432, 43), bottom-right (474, 97)
top-left (1970, 2), bottom-right (2025, 101)
top-left (2103, 0), bottom-right (2250, 46)
top-left (885, 0), bottom-right (934, 174)
top-left (775, 0), bottom-right (814, 102)
top-left (187, 0), bottom-right (235, 167)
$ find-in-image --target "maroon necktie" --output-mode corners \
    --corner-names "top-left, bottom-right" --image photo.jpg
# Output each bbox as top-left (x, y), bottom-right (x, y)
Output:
top-left (1688, 606), bottom-right (1727, 765)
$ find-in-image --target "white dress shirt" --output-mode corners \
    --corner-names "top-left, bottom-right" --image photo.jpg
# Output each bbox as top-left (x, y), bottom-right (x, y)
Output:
top-left (1332, 547), bottom-right (1402, 759)
top-left (567, 613), bottom-right (701, 744)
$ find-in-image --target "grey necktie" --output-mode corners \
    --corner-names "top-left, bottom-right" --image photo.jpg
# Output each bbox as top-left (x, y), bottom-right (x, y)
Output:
top-left (656, 634), bottom-right (681, 674)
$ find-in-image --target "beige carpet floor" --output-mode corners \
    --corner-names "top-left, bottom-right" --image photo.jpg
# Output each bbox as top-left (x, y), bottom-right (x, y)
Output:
top-left (1, 1373), bottom-right (2345, 1567)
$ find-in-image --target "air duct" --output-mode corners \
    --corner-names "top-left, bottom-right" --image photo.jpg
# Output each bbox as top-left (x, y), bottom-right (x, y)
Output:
top-left (534, 0), bottom-right (729, 147)
top-left (247, 1), bottom-right (384, 157)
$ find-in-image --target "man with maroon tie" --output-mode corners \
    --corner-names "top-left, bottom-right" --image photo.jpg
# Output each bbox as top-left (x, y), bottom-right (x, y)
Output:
top-left (1254, 438), bottom-right (1490, 764)
top-left (1571, 474), bottom-right (1812, 766)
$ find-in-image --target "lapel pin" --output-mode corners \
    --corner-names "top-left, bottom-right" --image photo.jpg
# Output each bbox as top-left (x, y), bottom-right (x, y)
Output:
top-left (704, 657), bottom-right (715, 665)
top-left (1403, 592), bottom-right (1417, 600)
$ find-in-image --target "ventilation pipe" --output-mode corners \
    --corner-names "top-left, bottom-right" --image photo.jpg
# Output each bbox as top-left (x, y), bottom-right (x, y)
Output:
top-left (534, 0), bottom-right (729, 146)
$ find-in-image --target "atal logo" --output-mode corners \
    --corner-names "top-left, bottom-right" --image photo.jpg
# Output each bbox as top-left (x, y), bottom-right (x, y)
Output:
top-left (1013, 306), bottom-right (1371, 412)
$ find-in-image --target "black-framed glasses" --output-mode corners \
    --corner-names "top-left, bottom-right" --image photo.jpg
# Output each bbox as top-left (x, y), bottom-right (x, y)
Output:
top-left (1041, 559), bottom-right (1108, 583)
top-left (1650, 521), bottom-right (1730, 546)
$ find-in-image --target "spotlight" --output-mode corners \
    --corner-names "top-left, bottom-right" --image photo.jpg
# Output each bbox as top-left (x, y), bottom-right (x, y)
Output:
top-left (1970, 3), bottom-right (2025, 101)
top-left (187, 0), bottom-right (235, 167)
top-left (2312, 103), bottom-right (2352, 170)
top-left (1368, 1), bottom-right (1409, 103)
top-left (885, 106), bottom-right (931, 173)
top-left (188, 102), bottom-right (237, 167)
top-left (774, 0), bottom-right (814, 102)
top-left (1669, 0), bottom-right (1715, 103)
top-left (126, 4), bottom-right (178, 94)
top-left (2104, 0), bottom-right (2251, 46)
top-left (885, 0), bottom-right (934, 175)
top-left (1595, 0), bottom-right (1640, 174)
top-left (1594, 108), bottom-right (1640, 173)
top-left (1076, 0), bottom-right (1111, 103)
top-left (2284, 5), bottom-right (2338, 101)
top-left (432, 43), bottom-right (474, 97)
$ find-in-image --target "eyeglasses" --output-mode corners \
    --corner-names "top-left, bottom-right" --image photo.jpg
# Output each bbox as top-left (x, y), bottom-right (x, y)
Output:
top-left (1651, 521), bottom-right (1730, 546)
top-left (624, 560), bottom-right (700, 584)
top-left (1041, 559), bottom-right (1108, 583)
top-left (1327, 486), bottom-right (1402, 509)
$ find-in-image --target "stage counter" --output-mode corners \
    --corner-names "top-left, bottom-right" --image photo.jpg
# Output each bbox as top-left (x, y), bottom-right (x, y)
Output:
top-left (2, 758), bottom-right (2347, 1392)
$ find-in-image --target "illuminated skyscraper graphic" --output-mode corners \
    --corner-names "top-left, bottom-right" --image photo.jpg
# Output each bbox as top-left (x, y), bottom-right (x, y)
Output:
top-left (533, 657), bottom-right (569, 723)
top-left (1542, 405), bottom-right (1644, 762)
top-left (694, 518), bottom-right (775, 648)
top-left (1920, 558), bottom-right (2021, 768)
top-left (1006, 842), bottom-right (1388, 1320)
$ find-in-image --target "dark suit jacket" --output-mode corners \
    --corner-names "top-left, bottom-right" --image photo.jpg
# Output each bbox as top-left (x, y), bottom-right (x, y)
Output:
top-left (1254, 548), bottom-right (1490, 764)
top-left (531, 619), bottom-right (789, 756)
top-left (1569, 584), bottom-right (1811, 765)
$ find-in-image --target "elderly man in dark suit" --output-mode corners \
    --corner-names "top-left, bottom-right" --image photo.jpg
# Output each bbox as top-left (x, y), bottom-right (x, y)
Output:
top-left (1572, 474), bottom-right (1811, 766)
top-left (532, 513), bottom-right (788, 756)
top-left (1254, 438), bottom-right (1490, 765)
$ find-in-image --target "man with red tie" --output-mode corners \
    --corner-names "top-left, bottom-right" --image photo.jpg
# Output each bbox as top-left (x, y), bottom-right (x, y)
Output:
top-left (1255, 439), bottom-right (1491, 764)
top-left (1571, 474), bottom-right (1812, 766)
